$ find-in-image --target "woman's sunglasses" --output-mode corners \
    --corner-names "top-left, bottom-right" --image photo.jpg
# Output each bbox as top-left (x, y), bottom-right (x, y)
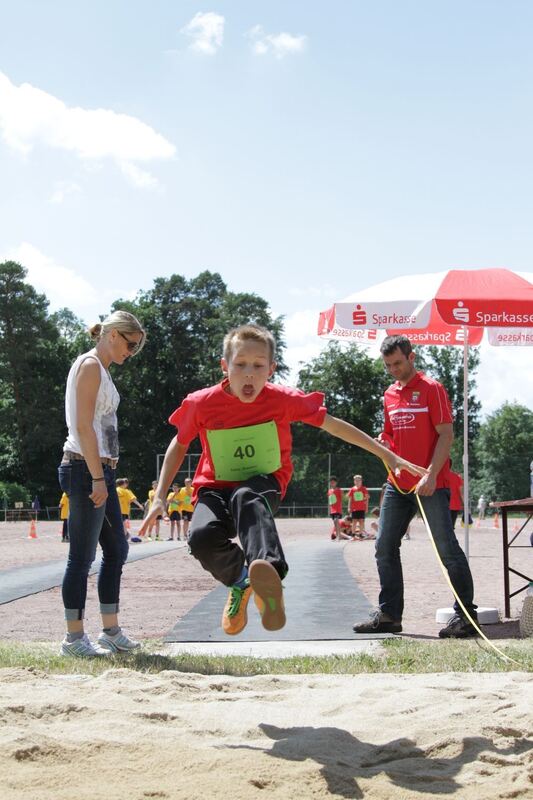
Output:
top-left (118, 330), bottom-right (143, 354)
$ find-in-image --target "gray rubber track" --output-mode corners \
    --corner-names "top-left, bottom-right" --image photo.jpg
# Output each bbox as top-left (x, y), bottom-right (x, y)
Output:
top-left (165, 540), bottom-right (387, 642)
top-left (0, 540), bottom-right (182, 605)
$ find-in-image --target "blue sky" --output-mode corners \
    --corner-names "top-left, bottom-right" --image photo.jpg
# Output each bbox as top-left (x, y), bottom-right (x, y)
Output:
top-left (1, 1), bottom-right (533, 416)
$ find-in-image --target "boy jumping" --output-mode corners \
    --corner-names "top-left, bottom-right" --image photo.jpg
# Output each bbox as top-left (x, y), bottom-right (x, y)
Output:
top-left (140, 324), bottom-right (426, 636)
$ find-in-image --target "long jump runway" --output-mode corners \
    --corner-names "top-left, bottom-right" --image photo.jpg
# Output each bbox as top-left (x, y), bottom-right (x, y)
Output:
top-left (0, 540), bottom-right (182, 605)
top-left (166, 540), bottom-right (389, 642)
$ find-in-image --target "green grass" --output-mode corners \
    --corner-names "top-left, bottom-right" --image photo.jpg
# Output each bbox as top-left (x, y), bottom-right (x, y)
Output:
top-left (0, 638), bottom-right (531, 677)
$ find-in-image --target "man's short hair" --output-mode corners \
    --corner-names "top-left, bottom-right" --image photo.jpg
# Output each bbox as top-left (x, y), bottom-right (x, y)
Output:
top-left (380, 334), bottom-right (413, 358)
top-left (330, 476), bottom-right (338, 482)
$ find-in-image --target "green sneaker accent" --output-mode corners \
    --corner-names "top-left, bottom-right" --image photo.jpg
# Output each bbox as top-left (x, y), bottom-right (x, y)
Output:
top-left (227, 585), bottom-right (247, 618)
top-left (222, 583), bottom-right (252, 635)
top-left (267, 598), bottom-right (276, 612)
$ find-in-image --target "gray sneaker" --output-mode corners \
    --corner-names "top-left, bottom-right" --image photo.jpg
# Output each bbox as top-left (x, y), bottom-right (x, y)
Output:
top-left (353, 610), bottom-right (402, 634)
top-left (60, 634), bottom-right (111, 658)
top-left (97, 630), bottom-right (141, 653)
top-left (438, 613), bottom-right (478, 639)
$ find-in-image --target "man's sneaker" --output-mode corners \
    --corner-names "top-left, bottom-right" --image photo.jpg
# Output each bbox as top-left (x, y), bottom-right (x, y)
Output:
top-left (97, 630), bottom-right (141, 652)
top-left (249, 559), bottom-right (286, 632)
top-left (60, 634), bottom-right (111, 658)
top-left (438, 613), bottom-right (479, 639)
top-left (353, 610), bottom-right (402, 634)
top-left (222, 582), bottom-right (252, 635)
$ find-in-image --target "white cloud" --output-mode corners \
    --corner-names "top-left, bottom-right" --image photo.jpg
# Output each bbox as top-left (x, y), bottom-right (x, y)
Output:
top-left (281, 309), bottom-right (332, 385)
top-left (0, 71), bottom-right (175, 186)
top-left (5, 243), bottom-right (104, 318)
top-left (119, 161), bottom-right (159, 189)
top-left (181, 12), bottom-right (224, 55)
top-left (476, 342), bottom-right (533, 418)
top-left (247, 26), bottom-right (307, 59)
top-left (48, 180), bottom-right (82, 205)
top-left (288, 284), bottom-right (338, 299)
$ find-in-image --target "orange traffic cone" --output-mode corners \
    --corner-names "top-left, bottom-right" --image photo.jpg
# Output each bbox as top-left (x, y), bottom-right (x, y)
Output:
top-left (28, 519), bottom-right (38, 539)
top-left (493, 511), bottom-right (500, 528)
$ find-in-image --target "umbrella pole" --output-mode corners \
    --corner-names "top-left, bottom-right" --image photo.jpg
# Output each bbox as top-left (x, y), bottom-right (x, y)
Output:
top-left (463, 326), bottom-right (470, 561)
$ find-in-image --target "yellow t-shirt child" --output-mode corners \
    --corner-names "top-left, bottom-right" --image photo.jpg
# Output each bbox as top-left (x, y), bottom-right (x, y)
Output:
top-left (177, 486), bottom-right (194, 514)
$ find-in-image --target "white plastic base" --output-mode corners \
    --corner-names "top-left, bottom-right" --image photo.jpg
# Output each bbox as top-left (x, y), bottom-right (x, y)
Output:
top-left (435, 606), bottom-right (500, 625)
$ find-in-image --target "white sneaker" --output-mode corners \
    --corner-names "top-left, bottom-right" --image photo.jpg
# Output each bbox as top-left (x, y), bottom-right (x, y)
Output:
top-left (60, 634), bottom-right (111, 658)
top-left (97, 630), bottom-right (141, 653)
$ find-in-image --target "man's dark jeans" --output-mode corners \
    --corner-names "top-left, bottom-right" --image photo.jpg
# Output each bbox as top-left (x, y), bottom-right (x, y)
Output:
top-left (376, 483), bottom-right (476, 621)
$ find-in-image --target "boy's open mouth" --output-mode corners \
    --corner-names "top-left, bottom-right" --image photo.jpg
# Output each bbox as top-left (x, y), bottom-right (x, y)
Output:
top-left (242, 384), bottom-right (255, 398)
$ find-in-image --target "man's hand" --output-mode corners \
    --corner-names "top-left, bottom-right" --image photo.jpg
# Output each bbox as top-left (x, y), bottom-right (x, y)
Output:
top-left (414, 472), bottom-right (437, 496)
top-left (138, 498), bottom-right (166, 536)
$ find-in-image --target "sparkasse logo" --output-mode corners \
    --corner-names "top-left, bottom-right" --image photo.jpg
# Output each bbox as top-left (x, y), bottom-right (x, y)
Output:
top-left (452, 301), bottom-right (470, 323)
top-left (352, 304), bottom-right (367, 325)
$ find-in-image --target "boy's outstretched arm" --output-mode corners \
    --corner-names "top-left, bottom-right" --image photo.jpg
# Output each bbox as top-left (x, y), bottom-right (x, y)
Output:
top-left (138, 438), bottom-right (188, 535)
top-left (320, 414), bottom-right (428, 479)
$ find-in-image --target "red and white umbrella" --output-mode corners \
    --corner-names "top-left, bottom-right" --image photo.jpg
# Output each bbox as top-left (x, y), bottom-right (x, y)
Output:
top-left (318, 268), bottom-right (533, 557)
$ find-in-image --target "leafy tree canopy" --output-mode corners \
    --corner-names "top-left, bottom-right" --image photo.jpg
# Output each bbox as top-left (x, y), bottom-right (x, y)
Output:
top-left (472, 403), bottom-right (533, 503)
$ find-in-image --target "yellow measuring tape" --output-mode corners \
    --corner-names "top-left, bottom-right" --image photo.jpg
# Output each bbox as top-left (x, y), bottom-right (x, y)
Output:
top-left (385, 466), bottom-right (521, 666)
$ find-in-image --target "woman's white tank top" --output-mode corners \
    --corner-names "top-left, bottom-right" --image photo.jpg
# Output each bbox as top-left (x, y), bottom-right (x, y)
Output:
top-left (63, 350), bottom-right (120, 459)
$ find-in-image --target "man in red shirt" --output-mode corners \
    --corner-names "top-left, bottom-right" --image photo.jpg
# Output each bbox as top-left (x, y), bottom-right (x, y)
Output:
top-left (353, 334), bottom-right (478, 639)
top-left (142, 325), bottom-right (426, 638)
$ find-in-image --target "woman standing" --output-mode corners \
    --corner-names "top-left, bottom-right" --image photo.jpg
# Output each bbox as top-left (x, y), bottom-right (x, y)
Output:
top-left (59, 310), bottom-right (145, 658)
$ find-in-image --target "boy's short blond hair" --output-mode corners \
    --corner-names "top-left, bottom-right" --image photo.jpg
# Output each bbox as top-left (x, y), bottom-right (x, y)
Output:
top-left (222, 324), bottom-right (276, 363)
top-left (353, 474), bottom-right (362, 480)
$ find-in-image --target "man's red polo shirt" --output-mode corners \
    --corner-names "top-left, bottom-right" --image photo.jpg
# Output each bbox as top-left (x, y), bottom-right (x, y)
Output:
top-left (383, 371), bottom-right (453, 491)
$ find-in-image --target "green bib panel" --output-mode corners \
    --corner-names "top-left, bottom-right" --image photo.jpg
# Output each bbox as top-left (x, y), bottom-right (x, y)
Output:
top-left (206, 421), bottom-right (281, 481)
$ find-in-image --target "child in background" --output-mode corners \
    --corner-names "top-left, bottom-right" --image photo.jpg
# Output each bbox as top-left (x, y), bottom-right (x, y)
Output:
top-left (331, 514), bottom-right (355, 541)
top-left (177, 477), bottom-right (195, 540)
top-left (328, 476), bottom-right (344, 541)
top-left (166, 483), bottom-right (182, 541)
top-left (140, 324), bottom-right (426, 637)
top-left (347, 474), bottom-right (370, 538)
top-left (59, 491), bottom-right (69, 542)
top-left (145, 481), bottom-right (162, 540)
top-left (116, 478), bottom-right (144, 539)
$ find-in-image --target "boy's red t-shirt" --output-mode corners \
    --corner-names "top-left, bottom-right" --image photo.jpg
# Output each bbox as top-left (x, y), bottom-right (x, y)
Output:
top-left (168, 380), bottom-right (327, 498)
top-left (327, 488), bottom-right (343, 515)
top-left (383, 371), bottom-right (453, 491)
top-left (347, 485), bottom-right (369, 511)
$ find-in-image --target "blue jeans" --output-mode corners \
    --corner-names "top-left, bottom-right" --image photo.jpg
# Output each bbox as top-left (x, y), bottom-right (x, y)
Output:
top-left (376, 483), bottom-right (476, 621)
top-left (58, 459), bottom-right (128, 621)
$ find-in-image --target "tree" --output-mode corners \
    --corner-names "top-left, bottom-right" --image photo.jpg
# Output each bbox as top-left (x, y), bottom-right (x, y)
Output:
top-left (0, 262), bottom-right (71, 502)
top-left (472, 403), bottom-right (533, 502)
top-left (292, 342), bottom-right (390, 505)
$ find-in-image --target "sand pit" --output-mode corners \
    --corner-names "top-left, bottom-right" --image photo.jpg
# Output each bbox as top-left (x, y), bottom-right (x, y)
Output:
top-left (0, 518), bottom-right (531, 797)
top-left (0, 667), bottom-right (531, 799)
